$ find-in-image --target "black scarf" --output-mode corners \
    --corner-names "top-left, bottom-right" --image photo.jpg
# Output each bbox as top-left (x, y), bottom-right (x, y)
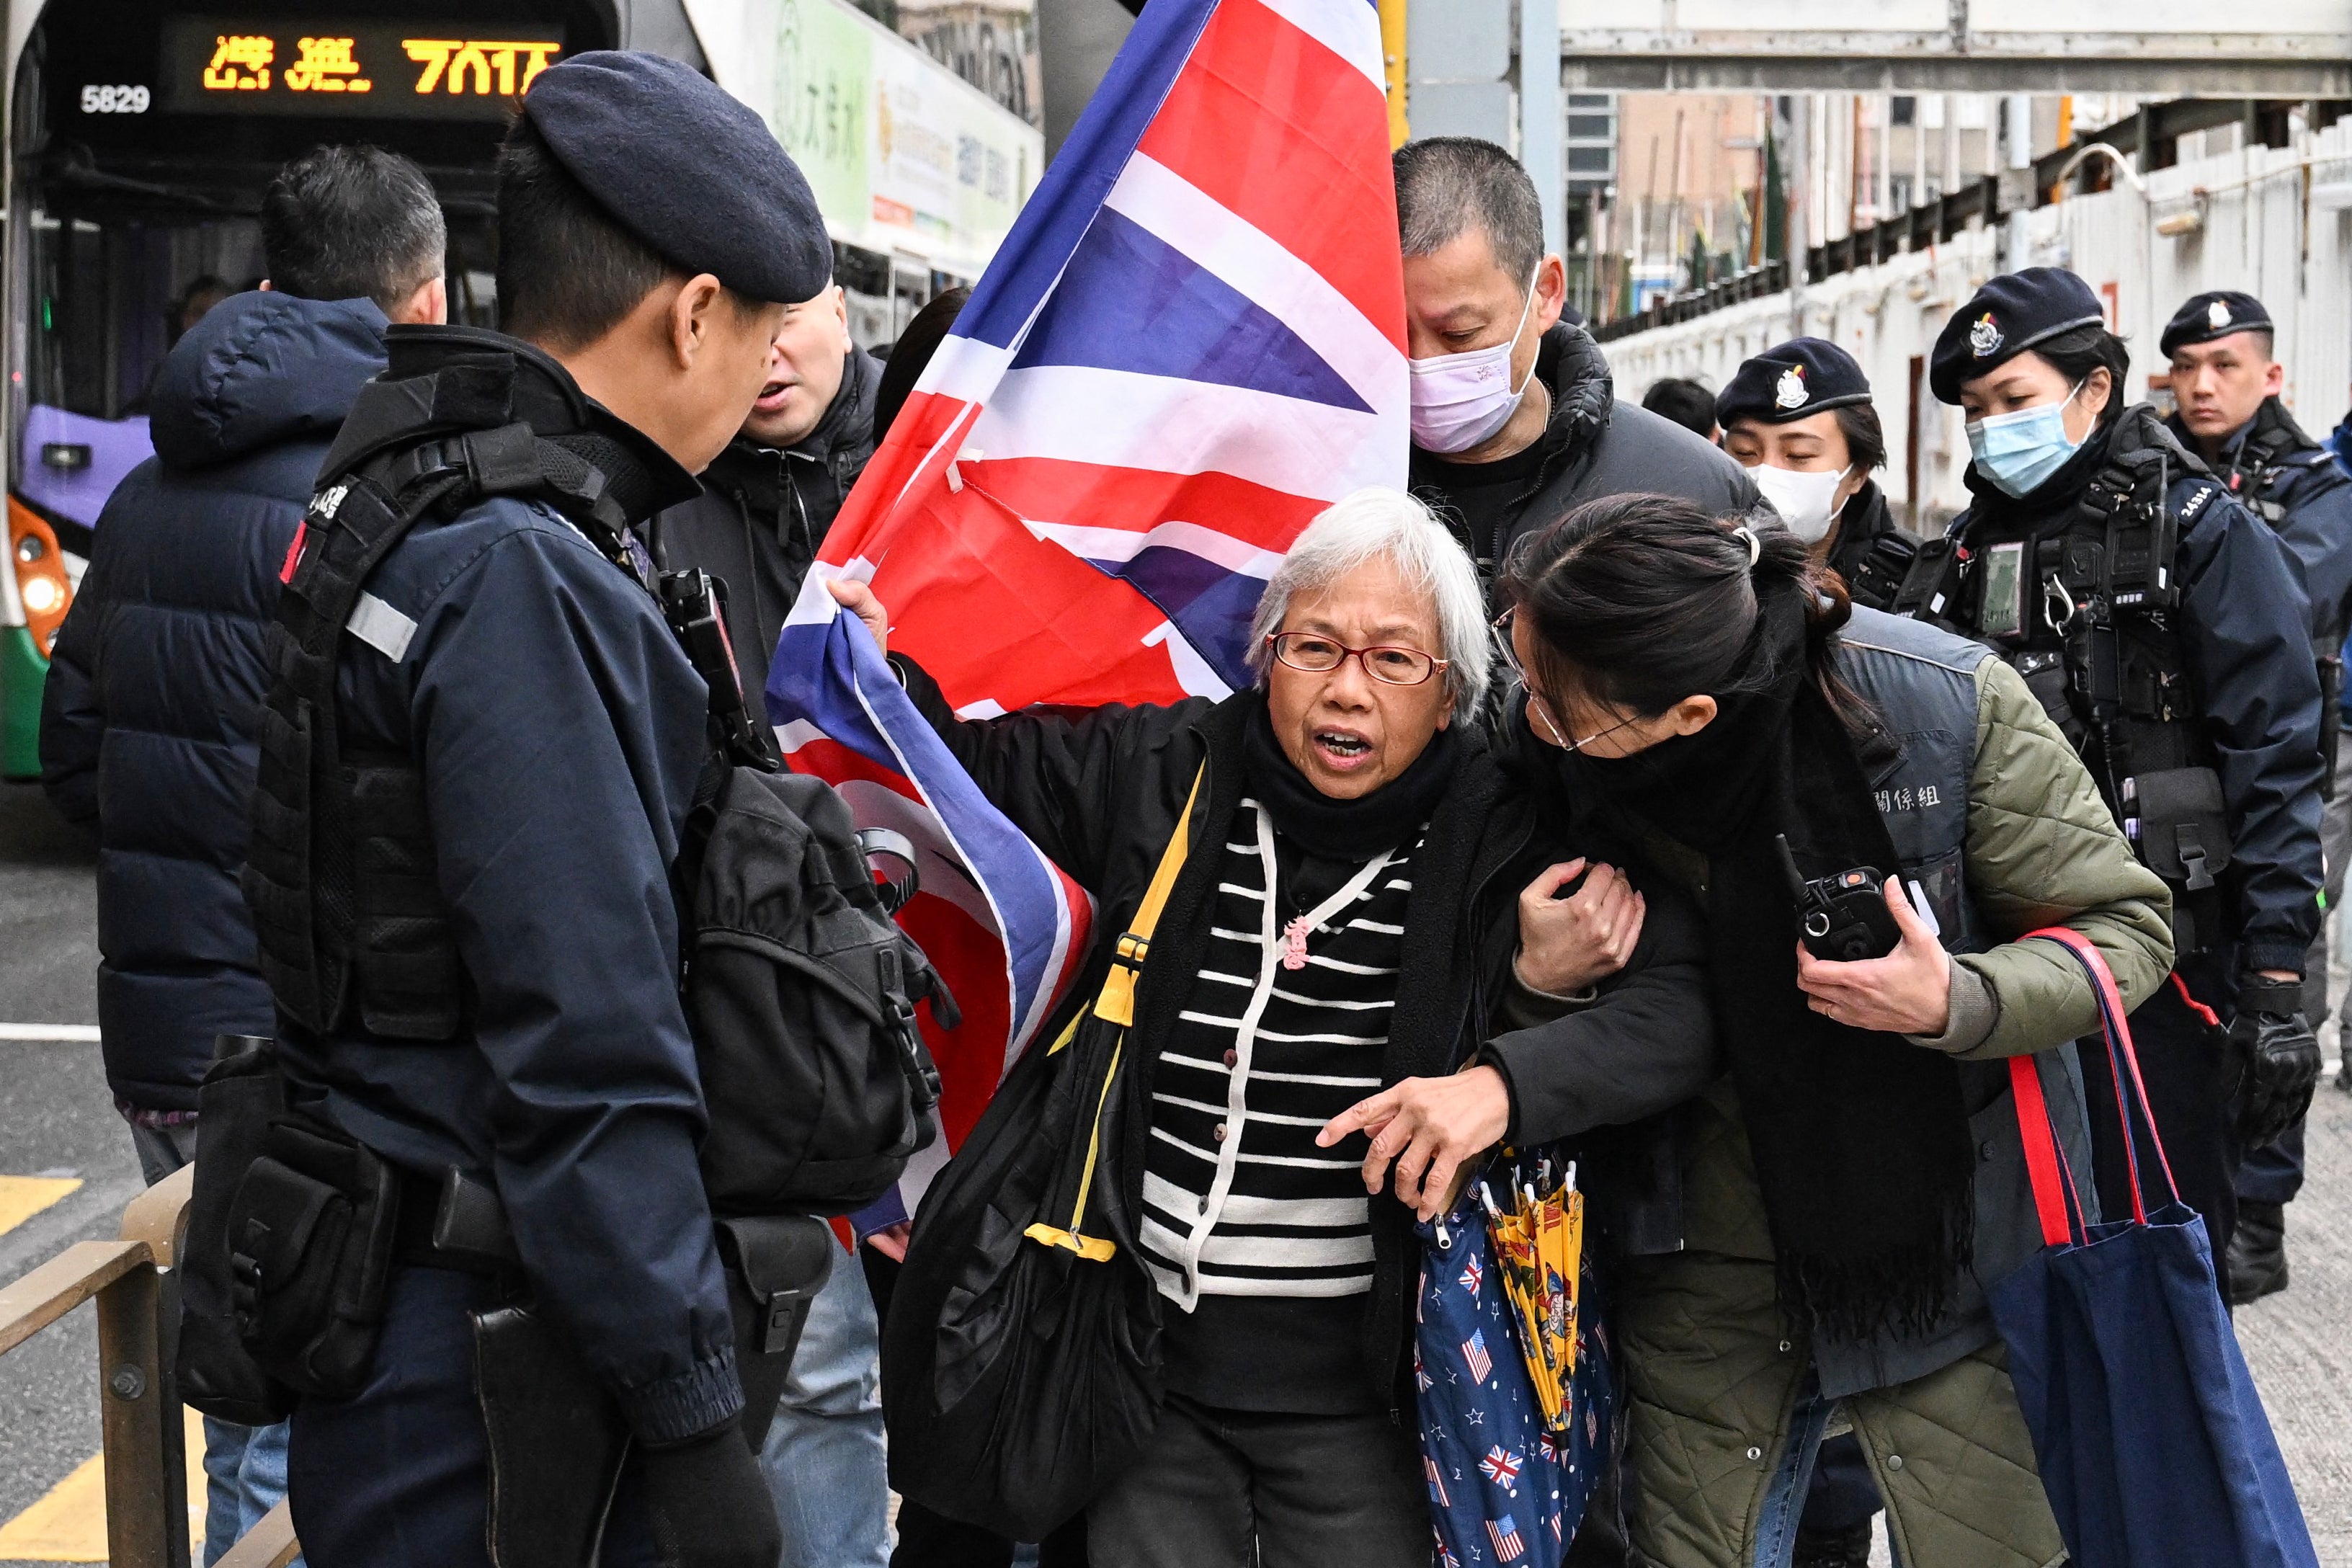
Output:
top-left (1242, 700), bottom-right (1460, 862)
top-left (1563, 595), bottom-right (1976, 1340)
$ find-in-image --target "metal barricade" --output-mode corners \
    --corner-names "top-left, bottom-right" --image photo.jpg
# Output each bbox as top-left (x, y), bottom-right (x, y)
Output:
top-left (0, 1163), bottom-right (301, 1567)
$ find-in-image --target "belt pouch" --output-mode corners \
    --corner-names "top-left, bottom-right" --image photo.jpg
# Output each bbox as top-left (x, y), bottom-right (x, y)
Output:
top-left (718, 1214), bottom-right (836, 1443)
top-left (2132, 766), bottom-right (2235, 890)
top-left (473, 1304), bottom-right (629, 1568)
top-left (226, 1115), bottom-right (401, 1398)
top-left (2131, 766), bottom-right (2234, 957)
top-left (180, 1034), bottom-right (296, 1422)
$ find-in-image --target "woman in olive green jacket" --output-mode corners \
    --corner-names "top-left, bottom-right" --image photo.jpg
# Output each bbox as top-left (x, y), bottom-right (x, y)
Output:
top-left (1498, 496), bottom-right (2171, 1568)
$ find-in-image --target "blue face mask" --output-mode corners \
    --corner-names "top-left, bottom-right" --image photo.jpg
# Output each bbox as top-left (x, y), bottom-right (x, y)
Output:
top-left (1966, 383), bottom-right (2086, 498)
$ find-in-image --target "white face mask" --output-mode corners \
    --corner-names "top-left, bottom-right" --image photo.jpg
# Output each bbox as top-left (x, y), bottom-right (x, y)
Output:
top-left (1409, 265), bottom-right (1543, 454)
top-left (1749, 463), bottom-right (1850, 544)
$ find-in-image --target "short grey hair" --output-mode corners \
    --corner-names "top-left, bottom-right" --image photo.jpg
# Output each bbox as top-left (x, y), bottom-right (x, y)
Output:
top-left (1394, 137), bottom-right (1544, 289)
top-left (1247, 487), bottom-right (1492, 713)
top-left (260, 145), bottom-right (446, 313)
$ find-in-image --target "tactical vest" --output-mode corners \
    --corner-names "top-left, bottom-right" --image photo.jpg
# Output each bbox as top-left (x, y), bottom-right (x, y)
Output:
top-left (242, 344), bottom-right (664, 1041)
top-left (2220, 398), bottom-right (2333, 532)
top-left (1826, 487), bottom-right (1920, 612)
top-left (1894, 407), bottom-right (2235, 938)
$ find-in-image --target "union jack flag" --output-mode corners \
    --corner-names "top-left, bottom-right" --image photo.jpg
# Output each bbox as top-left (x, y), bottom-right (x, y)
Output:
top-left (1461, 1328), bottom-right (1494, 1384)
top-left (767, 0), bottom-right (1406, 1234)
top-left (1458, 1255), bottom-right (1484, 1296)
top-left (1480, 1445), bottom-right (1523, 1492)
top-left (1488, 1514), bottom-right (1528, 1562)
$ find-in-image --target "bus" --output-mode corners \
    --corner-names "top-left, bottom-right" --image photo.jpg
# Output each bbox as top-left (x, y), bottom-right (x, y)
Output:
top-left (0, 0), bottom-right (1038, 779)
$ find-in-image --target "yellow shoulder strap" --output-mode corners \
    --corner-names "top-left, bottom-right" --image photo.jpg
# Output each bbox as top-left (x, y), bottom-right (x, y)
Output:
top-left (1086, 763), bottom-right (1204, 1030)
top-left (1022, 765), bottom-right (1206, 1265)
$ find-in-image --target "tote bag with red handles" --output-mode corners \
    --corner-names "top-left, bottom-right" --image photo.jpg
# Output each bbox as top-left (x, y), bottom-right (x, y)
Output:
top-left (1987, 926), bottom-right (2318, 1568)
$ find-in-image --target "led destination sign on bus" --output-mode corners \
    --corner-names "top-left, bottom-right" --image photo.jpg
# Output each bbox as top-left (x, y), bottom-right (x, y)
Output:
top-left (157, 19), bottom-right (564, 119)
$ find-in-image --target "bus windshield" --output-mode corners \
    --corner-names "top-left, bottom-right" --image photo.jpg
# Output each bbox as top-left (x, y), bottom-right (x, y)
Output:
top-left (0, 0), bottom-right (615, 776)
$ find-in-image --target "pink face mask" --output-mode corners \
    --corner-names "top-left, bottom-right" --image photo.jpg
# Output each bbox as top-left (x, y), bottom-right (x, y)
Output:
top-left (1409, 265), bottom-right (1542, 454)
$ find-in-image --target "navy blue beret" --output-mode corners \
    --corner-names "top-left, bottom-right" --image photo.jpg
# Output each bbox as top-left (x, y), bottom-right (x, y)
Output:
top-left (2160, 291), bottom-right (2273, 358)
top-left (1716, 337), bottom-right (1871, 429)
top-left (524, 51), bottom-right (832, 306)
top-left (1929, 267), bottom-right (2106, 404)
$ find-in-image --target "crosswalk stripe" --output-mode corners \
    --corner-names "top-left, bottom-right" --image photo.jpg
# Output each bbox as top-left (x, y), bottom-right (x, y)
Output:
top-left (0, 1175), bottom-right (81, 1236)
top-left (0, 1025), bottom-right (100, 1043)
top-left (0, 1408), bottom-right (206, 1558)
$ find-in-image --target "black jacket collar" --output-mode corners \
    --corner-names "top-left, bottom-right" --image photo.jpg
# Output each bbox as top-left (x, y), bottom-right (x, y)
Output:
top-left (1827, 479), bottom-right (1894, 566)
top-left (704, 348), bottom-right (884, 508)
top-left (323, 324), bottom-right (699, 524)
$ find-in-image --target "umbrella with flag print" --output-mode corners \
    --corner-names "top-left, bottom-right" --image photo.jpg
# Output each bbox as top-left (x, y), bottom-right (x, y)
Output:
top-left (1415, 1154), bottom-right (1616, 1566)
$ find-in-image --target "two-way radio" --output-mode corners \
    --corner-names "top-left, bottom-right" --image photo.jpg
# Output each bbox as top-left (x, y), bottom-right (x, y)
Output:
top-left (1776, 834), bottom-right (1902, 962)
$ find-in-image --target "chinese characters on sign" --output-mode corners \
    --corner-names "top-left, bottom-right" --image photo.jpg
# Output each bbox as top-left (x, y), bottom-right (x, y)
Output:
top-left (164, 20), bottom-right (564, 120)
top-left (285, 36), bottom-right (371, 93)
top-left (762, 0), bottom-right (1040, 280)
top-left (202, 35), bottom-right (274, 91)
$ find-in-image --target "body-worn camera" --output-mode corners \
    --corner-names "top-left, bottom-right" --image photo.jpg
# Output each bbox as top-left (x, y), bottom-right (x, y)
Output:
top-left (1777, 834), bottom-right (1902, 962)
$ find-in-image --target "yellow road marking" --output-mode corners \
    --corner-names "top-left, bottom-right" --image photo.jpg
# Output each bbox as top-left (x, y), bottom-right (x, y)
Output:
top-left (0, 1175), bottom-right (81, 1235)
top-left (0, 1407), bottom-right (208, 1559)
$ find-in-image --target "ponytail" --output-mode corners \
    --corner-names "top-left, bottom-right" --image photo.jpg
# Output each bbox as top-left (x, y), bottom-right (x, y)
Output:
top-left (1500, 494), bottom-right (1874, 736)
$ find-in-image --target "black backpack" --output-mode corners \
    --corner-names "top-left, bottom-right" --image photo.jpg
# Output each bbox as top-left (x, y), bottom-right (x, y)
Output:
top-left (682, 762), bottom-right (958, 1218)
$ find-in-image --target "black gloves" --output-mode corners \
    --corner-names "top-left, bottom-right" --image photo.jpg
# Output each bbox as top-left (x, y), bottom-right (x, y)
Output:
top-left (2230, 976), bottom-right (2320, 1150)
top-left (639, 1425), bottom-right (783, 1568)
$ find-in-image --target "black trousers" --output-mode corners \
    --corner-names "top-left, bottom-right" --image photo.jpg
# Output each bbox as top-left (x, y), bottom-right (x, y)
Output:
top-left (869, 1249), bottom-right (1092, 1568)
top-left (2237, 1118), bottom-right (2306, 1206)
top-left (1086, 1394), bottom-right (1427, 1568)
top-left (288, 1267), bottom-right (662, 1568)
top-left (2083, 974), bottom-right (2240, 1288)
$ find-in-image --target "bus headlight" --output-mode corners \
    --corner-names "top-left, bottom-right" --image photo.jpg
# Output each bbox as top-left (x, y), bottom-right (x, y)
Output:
top-left (6, 499), bottom-right (71, 654)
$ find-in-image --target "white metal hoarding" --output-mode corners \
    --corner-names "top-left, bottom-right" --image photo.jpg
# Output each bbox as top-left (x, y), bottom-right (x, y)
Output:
top-left (1598, 117), bottom-right (2352, 523)
top-left (682, 0), bottom-right (1043, 280)
top-left (1558, 1), bottom-right (2352, 94)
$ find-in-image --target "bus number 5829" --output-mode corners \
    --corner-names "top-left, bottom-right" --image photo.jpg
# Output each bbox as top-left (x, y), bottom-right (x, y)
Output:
top-left (80, 84), bottom-right (150, 113)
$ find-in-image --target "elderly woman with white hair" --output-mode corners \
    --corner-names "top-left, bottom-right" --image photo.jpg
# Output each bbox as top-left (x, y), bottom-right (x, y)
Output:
top-left (832, 487), bottom-right (1711, 1566)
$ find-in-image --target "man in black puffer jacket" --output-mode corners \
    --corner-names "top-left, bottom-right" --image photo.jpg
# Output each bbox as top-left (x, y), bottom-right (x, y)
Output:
top-left (1394, 138), bottom-right (1760, 584)
top-left (39, 142), bottom-right (446, 1564)
top-left (654, 282), bottom-right (883, 720)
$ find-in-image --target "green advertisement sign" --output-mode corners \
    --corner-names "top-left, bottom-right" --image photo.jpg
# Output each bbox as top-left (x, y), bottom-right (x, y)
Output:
top-left (756, 0), bottom-right (1038, 278)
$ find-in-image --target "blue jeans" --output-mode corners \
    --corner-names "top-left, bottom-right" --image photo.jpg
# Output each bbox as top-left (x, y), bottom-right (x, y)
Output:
top-left (1753, 1376), bottom-right (1903, 1568)
top-left (762, 1246), bottom-right (890, 1568)
top-left (200, 1416), bottom-right (293, 1565)
top-left (128, 1119), bottom-right (305, 1567)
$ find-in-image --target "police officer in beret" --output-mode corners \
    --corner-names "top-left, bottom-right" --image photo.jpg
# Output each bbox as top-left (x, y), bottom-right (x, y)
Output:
top-left (239, 52), bottom-right (835, 1567)
top-left (2161, 288), bottom-right (2352, 1302)
top-left (1901, 268), bottom-right (2325, 1291)
top-left (1716, 337), bottom-right (1917, 608)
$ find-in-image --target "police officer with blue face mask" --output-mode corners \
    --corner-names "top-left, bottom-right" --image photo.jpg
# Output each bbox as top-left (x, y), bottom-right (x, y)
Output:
top-left (1900, 268), bottom-right (2325, 1286)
